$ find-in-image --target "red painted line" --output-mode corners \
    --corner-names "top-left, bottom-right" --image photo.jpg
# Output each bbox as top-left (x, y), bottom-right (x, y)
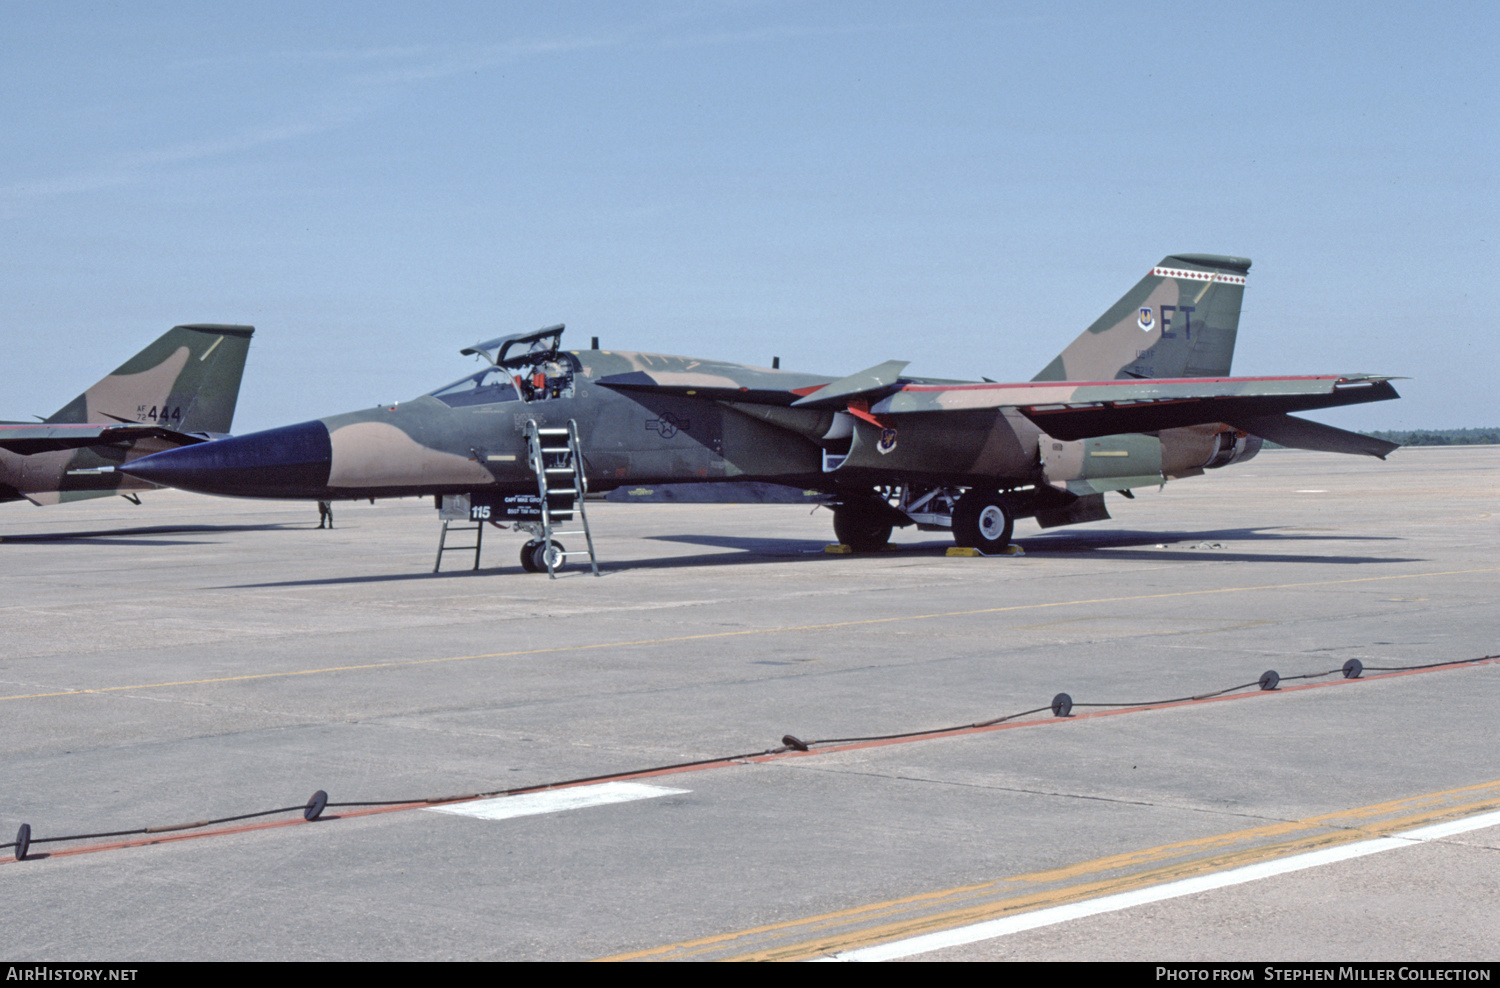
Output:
top-left (8, 816), bottom-right (317, 862)
top-left (6, 657), bottom-right (1493, 866)
top-left (0, 801), bottom-right (442, 864)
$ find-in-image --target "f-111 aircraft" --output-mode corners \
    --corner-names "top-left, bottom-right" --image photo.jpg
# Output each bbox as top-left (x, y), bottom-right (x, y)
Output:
top-left (1, 324), bottom-right (253, 506)
top-left (121, 255), bottom-right (1397, 571)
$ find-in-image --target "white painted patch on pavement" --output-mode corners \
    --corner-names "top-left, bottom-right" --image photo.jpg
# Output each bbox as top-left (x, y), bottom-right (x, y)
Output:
top-left (427, 781), bottom-right (690, 821)
top-left (825, 808), bottom-right (1500, 962)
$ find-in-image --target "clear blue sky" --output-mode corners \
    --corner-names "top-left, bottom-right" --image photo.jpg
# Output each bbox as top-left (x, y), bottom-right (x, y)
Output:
top-left (4, 1), bottom-right (1495, 432)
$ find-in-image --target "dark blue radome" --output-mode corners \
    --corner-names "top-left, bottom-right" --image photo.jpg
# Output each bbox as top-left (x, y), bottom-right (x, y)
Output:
top-left (123, 420), bottom-right (332, 498)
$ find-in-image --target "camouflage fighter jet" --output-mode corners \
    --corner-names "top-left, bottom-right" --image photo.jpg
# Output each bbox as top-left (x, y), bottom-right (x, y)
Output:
top-left (120, 255), bottom-right (1398, 572)
top-left (0, 324), bottom-right (253, 506)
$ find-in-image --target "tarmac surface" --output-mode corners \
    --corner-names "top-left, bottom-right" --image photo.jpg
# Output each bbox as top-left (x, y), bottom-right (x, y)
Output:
top-left (1, 446), bottom-right (1496, 962)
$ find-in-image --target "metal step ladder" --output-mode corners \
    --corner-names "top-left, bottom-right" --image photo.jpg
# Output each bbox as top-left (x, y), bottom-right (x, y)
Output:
top-left (526, 419), bottom-right (599, 578)
top-left (433, 500), bottom-right (485, 572)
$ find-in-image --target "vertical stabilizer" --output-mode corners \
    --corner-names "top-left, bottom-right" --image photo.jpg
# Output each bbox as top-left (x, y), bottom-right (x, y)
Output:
top-left (45, 324), bottom-right (254, 432)
top-left (1033, 254), bottom-right (1250, 381)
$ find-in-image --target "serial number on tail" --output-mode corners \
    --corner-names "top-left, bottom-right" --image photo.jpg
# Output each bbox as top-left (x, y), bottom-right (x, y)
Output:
top-left (135, 405), bottom-right (183, 423)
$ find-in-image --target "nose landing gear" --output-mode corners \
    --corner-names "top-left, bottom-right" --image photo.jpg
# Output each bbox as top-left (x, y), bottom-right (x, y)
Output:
top-left (519, 539), bottom-right (568, 573)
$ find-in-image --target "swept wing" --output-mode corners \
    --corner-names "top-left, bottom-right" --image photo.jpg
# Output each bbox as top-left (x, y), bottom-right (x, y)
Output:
top-left (600, 369), bottom-right (1401, 458)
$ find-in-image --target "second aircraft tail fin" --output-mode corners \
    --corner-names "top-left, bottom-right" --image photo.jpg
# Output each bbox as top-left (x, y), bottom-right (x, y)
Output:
top-left (1032, 254), bottom-right (1250, 382)
top-left (45, 324), bottom-right (254, 433)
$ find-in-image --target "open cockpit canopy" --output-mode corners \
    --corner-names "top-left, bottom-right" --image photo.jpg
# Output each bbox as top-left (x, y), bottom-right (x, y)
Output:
top-left (460, 324), bottom-right (565, 369)
top-left (432, 324), bottom-right (576, 406)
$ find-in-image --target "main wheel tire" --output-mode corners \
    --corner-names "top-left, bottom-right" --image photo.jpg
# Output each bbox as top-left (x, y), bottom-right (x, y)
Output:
top-left (529, 540), bottom-right (567, 573)
top-left (519, 540), bottom-right (542, 572)
top-left (952, 492), bottom-right (1014, 553)
top-left (832, 501), bottom-right (894, 552)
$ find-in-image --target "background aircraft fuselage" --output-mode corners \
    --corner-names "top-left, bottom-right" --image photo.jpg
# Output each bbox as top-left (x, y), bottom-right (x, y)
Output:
top-left (0, 324), bottom-right (254, 506)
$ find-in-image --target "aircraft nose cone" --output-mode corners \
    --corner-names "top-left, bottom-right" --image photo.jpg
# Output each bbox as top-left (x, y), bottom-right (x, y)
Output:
top-left (122, 420), bottom-right (332, 498)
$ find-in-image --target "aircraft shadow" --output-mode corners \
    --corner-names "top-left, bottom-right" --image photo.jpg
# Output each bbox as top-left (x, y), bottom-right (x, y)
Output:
top-left (1026, 526), bottom-right (1399, 549)
top-left (645, 533), bottom-right (831, 554)
top-left (4, 537), bottom-right (229, 548)
top-left (1014, 526), bottom-right (1414, 565)
top-left (640, 526), bottom-right (1416, 568)
top-left (215, 547), bottom-right (825, 588)
top-left (216, 535), bottom-right (850, 587)
top-left (217, 568), bottom-right (519, 590)
top-left (0, 523), bottom-right (299, 545)
top-left (213, 526), bottom-right (1417, 589)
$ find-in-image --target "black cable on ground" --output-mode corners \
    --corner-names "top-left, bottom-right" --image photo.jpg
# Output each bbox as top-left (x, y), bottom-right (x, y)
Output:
top-left (8, 651), bottom-right (1496, 862)
top-left (22, 804), bottom-right (311, 847)
top-left (795, 654), bottom-right (1495, 749)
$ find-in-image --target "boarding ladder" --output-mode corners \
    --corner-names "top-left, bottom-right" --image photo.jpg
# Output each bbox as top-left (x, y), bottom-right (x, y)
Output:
top-left (433, 507), bottom-right (485, 572)
top-left (526, 419), bottom-right (599, 578)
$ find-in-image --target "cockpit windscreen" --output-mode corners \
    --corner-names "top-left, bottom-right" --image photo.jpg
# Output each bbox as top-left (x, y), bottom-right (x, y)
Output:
top-left (428, 367), bottom-right (522, 407)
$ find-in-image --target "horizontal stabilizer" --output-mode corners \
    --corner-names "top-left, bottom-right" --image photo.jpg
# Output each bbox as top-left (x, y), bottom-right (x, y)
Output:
top-left (1225, 414), bottom-right (1399, 459)
top-left (790, 360), bottom-right (910, 409)
top-left (0, 423), bottom-right (212, 456)
top-left (21, 488), bottom-right (119, 507)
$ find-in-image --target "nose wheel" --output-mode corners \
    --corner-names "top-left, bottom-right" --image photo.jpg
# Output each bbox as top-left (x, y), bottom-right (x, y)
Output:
top-left (520, 539), bottom-right (567, 573)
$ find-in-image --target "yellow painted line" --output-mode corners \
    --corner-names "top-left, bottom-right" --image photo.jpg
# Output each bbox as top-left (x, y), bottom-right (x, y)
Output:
top-left (746, 802), bottom-right (1500, 963)
top-left (599, 779), bottom-right (1500, 962)
top-left (4, 566), bottom-right (1496, 703)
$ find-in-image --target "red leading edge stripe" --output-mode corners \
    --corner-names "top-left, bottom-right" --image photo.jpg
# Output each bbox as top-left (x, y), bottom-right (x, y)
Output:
top-left (898, 374), bottom-right (1347, 394)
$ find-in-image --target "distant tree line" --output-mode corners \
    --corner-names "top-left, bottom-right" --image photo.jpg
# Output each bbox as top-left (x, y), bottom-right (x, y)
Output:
top-left (1260, 428), bottom-right (1500, 451)
top-left (1363, 428), bottom-right (1500, 446)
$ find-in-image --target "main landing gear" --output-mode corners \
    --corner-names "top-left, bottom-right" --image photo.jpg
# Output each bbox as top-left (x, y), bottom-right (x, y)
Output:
top-left (831, 499), bottom-right (894, 552)
top-left (829, 486), bottom-right (1017, 554)
top-left (951, 490), bottom-right (1014, 553)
